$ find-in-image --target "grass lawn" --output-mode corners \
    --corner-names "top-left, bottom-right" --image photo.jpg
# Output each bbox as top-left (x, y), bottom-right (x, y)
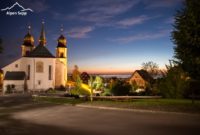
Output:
top-left (34, 96), bottom-right (200, 114)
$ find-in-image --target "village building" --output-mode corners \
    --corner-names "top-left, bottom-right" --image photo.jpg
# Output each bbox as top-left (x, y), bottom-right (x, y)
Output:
top-left (0, 69), bottom-right (3, 89)
top-left (2, 22), bottom-right (68, 93)
top-left (129, 70), bottom-right (153, 90)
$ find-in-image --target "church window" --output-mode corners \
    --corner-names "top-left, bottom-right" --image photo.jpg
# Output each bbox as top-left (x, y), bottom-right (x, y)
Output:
top-left (15, 64), bottom-right (18, 68)
top-left (38, 80), bottom-right (41, 85)
top-left (60, 53), bottom-right (64, 58)
top-left (27, 65), bottom-right (30, 80)
top-left (36, 61), bottom-right (44, 73)
top-left (26, 51), bottom-right (30, 56)
top-left (49, 65), bottom-right (52, 80)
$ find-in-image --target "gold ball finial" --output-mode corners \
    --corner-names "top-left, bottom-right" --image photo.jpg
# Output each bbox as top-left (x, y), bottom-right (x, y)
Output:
top-left (60, 24), bottom-right (64, 33)
top-left (28, 25), bottom-right (31, 33)
top-left (42, 19), bottom-right (45, 24)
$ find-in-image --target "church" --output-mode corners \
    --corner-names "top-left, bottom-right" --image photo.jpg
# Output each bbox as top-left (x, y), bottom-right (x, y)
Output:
top-left (2, 22), bottom-right (68, 93)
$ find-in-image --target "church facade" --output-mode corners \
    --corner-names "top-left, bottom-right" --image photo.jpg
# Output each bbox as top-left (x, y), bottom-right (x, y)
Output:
top-left (2, 22), bottom-right (67, 93)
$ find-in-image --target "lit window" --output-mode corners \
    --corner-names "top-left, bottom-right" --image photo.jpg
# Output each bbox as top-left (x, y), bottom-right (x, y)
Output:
top-left (60, 53), bottom-right (64, 58)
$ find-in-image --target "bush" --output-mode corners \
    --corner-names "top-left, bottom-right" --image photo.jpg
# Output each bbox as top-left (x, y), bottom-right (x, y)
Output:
top-left (46, 88), bottom-right (56, 93)
top-left (101, 88), bottom-right (112, 96)
top-left (6, 85), bottom-right (12, 94)
top-left (111, 80), bottom-right (131, 96)
top-left (154, 66), bottom-right (189, 98)
top-left (56, 85), bottom-right (66, 91)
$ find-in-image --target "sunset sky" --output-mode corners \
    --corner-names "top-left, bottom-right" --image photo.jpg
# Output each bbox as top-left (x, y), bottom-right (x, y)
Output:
top-left (0, 0), bottom-right (183, 74)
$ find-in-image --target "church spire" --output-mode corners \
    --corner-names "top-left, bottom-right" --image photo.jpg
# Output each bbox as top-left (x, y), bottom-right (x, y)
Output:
top-left (28, 25), bottom-right (31, 34)
top-left (39, 20), bottom-right (46, 46)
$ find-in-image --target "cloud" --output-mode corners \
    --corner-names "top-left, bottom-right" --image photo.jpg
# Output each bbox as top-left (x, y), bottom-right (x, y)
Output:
top-left (53, 0), bottom-right (139, 24)
top-left (68, 26), bottom-right (94, 38)
top-left (144, 0), bottom-right (183, 9)
top-left (117, 15), bottom-right (150, 27)
top-left (110, 30), bottom-right (170, 43)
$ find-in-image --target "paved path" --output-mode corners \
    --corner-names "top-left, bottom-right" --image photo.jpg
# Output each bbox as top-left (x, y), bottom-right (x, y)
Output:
top-left (0, 95), bottom-right (200, 135)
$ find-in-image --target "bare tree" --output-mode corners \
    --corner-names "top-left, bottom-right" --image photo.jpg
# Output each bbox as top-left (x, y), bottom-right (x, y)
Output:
top-left (72, 65), bottom-right (80, 81)
top-left (141, 61), bottom-right (159, 77)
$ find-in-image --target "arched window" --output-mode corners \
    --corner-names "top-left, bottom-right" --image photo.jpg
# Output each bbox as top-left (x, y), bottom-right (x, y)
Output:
top-left (60, 53), bottom-right (64, 58)
top-left (26, 51), bottom-right (30, 56)
top-left (36, 61), bottom-right (44, 73)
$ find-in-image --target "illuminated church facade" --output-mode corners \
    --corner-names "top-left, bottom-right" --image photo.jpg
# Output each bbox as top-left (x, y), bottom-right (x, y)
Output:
top-left (2, 22), bottom-right (67, 92)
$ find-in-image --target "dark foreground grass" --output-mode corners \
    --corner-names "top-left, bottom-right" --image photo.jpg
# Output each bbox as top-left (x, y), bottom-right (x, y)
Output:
top-left (33, 96), bottom-right (85, 105)
top-left (34, 96), bottom-right (200, 114)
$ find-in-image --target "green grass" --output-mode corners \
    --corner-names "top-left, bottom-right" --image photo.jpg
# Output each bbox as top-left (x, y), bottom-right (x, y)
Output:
top-left (34, 96), bottom-right (200, 114)
top-left (33, 96), bottom-right (86, 105)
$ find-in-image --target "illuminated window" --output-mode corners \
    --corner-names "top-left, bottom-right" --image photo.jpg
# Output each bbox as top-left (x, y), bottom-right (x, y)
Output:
top-left (36, 61), bottom-right (44, 73)
top-left (60, 53), bottom-right (64, 58)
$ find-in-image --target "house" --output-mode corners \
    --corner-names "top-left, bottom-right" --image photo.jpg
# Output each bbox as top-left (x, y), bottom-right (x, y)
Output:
top-left (129, 70), bottom-right (153, 90)
top-left (0, 69), bottom-right (3, 89)
top-left (2, 22), bottom-right (68, 93)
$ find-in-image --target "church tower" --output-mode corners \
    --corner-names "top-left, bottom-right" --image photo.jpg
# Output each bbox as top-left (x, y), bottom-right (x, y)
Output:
top-left (39, 21), bottom-right (47, 46)
top-left (21, 25), bottom-right (34, 56)
top-left (55, 27), bottom-right (68, 87)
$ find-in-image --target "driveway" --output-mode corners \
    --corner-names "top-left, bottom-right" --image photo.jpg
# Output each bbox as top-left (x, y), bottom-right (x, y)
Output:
top-left (0, 100), bottom-right (200, 135)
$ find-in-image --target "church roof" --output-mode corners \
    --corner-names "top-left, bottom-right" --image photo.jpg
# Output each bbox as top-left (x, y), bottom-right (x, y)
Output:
top-left (4, 71), bottom-right (26, 80)
top-left (27, 44), bottom-right (55, 58)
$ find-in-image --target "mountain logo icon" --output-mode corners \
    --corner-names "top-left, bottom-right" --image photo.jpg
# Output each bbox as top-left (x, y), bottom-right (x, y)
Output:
top-left (1, 2), bottom-right (33, 16)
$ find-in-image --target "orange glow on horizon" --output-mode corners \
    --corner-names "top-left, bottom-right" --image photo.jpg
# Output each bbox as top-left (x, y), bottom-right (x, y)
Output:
top-left (68, 65), bottom-right (167, 74)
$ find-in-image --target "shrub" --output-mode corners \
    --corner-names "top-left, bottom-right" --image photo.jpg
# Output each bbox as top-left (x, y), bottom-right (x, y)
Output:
top-left (111, 80), bottom-right (131, 96)
top-left (6, 85), bottom-right (12, 94)
top-left (101, 88), bottom-right (112, 96)
top-left (155, 66), bottom-right (189, 98)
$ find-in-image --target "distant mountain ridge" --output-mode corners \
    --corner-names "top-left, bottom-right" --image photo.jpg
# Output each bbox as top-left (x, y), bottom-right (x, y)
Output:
top-left (1, 2), bottom-right (33, 12)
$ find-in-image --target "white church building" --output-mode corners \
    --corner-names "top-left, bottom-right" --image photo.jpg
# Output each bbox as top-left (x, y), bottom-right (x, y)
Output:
top-left (2, 22), bottom-right (68, 93)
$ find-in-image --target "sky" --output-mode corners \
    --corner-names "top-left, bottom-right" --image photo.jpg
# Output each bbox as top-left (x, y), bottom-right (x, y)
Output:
top-left (0, 0), bottom-right (184, 74)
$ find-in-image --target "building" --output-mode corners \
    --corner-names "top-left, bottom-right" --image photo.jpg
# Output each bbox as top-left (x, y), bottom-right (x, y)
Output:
top-left (129, 70), bottom-right (153, 90)
top-left (0, 69), bottom-right (3, 89)
top-left (2, 22), bottom-right (68, 93)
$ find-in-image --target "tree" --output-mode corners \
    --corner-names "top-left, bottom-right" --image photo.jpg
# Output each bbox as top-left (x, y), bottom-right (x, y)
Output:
top-left (111, 80), bottom-right (131, 96)
top-left (72, 65), bottom-right (80, 81)
top-left (154, 62), bottom-right (189, 98)
top-left (0, 38), bottom-right (3, 53)
top-left (80, 72), bottom-right (90, 84)
top-left (172, 0), bottom-right (200, 80)
top-left (141, 61), bottom-right (159, 77)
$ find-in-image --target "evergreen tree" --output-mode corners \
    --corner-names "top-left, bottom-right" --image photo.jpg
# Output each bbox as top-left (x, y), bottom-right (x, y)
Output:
top-left (172, 0), bottom-right (200, 80)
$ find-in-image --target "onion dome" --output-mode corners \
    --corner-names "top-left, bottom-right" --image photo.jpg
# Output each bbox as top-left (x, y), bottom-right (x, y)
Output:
top-left (57, 34), bottom-right (67, 47)
top-left (23, 25), bottom-right (34, 46)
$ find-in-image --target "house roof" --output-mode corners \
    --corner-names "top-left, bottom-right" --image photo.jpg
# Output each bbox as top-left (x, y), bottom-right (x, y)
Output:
top-left (26, 44), bottom-right (55, 58)
top-left (131, 70), bottom-right (153, 82)
top-left (4, 71), bottom-right (26, 80)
